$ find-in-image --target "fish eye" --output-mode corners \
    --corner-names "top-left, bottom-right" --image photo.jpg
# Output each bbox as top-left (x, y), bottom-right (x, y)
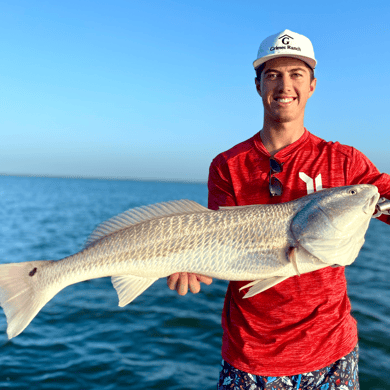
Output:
top-left (348, 189), bottom-right (357, 195)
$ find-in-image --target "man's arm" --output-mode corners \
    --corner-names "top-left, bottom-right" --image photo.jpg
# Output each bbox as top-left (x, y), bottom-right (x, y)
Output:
top-left (350, 147), bottom-right (390, 225)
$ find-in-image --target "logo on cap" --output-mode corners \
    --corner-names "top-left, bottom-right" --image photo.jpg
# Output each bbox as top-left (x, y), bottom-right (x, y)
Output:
top-left (269, 33), bottom-right (301, 53)
top-left (279, 34), bottom-right (293, 45)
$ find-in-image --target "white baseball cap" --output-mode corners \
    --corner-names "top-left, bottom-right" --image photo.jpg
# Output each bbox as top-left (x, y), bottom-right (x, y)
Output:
top-left (253, 29), bottom-right (317, 70)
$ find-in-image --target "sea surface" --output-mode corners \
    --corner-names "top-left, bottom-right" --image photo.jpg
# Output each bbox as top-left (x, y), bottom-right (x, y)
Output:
top-left (0, 176), bottom-right (389, 390)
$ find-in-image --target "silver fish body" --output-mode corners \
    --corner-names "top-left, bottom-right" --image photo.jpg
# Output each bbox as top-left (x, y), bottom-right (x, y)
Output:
top-left (0, 184), bottom-right (379, 338)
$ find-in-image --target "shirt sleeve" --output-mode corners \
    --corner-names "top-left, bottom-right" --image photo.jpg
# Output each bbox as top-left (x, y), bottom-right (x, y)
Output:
top-left (350, 147), bottom-right (390, 224)
top-left (207, 155), bottom-right (237, 210)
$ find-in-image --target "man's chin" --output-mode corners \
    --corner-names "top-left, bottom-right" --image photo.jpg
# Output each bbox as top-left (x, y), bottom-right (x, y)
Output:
top-left (272, 115), bottom-right (296, 123)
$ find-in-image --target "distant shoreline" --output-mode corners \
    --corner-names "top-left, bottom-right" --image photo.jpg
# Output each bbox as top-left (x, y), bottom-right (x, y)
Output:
top-left (0, 172), bottom-right (207, 185)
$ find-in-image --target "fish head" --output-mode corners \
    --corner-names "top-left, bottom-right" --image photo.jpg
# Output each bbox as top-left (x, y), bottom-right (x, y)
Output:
top-left (309, 184), bottom-right (379, 232)
top-left (291, 185), bottom-right (379, 266)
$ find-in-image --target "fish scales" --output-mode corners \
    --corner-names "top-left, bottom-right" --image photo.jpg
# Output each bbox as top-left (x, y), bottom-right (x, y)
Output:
top-left (48, 201), bottom-right (297, 284)
top-left (20, 202), bottom-right (293, 298)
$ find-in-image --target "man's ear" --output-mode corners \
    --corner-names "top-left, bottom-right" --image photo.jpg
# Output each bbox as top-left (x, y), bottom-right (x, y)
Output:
top-left (308, 78), bottom-right (317, 98)
top-left (255, 78), bottom-right (262, 97)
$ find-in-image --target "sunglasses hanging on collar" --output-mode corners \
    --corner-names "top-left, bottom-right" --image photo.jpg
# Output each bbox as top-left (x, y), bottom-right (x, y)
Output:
top-left (269, 157), bottom-right (283, 196)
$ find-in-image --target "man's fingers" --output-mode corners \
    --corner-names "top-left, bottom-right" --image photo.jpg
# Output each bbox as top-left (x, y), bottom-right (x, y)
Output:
top-left (167, 273), bottom-right (213, 295)
top-left (167, 273), bottom-right (188, 295)
top-left (196, 274), bottom-right (213, 285)
top-left (188, 273), bottom-right (201, 294)
top-left (177, 273), bottom-right (189, 296)
top-left (167, 273), bottom-right (179, 290)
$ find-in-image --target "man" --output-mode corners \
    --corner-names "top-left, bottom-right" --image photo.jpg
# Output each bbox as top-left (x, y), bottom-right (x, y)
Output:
top-left (168, 29), bottom-right (390, 389)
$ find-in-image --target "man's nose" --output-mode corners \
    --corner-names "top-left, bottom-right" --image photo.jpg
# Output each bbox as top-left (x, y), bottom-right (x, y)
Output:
top-left (278, 75), bottom-right (293, 91)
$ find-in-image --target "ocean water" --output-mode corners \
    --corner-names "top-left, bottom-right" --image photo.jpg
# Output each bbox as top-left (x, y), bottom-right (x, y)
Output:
top-left (0, 176), bottom-right (389, 389)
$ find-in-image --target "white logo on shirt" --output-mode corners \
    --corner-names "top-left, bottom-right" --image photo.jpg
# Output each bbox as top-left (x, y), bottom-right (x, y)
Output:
top-left (299, 173), bottom-right (323, 194)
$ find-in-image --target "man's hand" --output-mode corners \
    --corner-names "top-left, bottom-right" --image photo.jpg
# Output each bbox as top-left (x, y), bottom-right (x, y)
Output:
top-left (167, 273), bottom-right (213, 295)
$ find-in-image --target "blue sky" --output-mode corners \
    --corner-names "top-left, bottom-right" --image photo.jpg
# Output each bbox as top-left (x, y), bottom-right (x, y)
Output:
top-left (1, 0), bottom-right (389, 181)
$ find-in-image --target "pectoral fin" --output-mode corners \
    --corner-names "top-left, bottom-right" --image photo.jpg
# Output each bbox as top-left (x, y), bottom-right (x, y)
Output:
top-left (112, 275), bottom-right (158, 307)
top-left (240, 276), bottom-right (290, 298)
top-left (288, 246), bottom-right (300, 276)
top-left (298, 236), bottom-right (362, 266)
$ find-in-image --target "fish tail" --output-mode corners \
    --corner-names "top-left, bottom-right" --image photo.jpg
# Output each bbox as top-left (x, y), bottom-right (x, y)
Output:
top-left (0, 260), bottom-right (55, 339)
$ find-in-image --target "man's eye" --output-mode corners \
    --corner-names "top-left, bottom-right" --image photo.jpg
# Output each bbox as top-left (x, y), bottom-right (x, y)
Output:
top-left (267, 74), bottom-right (277, 79)
top-left (292, 73), bottom-right (302, 78)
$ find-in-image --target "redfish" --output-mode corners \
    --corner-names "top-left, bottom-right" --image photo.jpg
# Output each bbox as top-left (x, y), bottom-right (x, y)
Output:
top-left (0, 184), bottom-right (379, 339)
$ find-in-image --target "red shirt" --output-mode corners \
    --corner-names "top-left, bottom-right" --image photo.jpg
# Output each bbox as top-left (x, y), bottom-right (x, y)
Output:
top-left (208, 129), bottom-right (390, 376)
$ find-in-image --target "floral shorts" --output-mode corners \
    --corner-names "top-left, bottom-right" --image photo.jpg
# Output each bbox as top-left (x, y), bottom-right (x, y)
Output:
top-left (218, 344), bottom-right (359, 390)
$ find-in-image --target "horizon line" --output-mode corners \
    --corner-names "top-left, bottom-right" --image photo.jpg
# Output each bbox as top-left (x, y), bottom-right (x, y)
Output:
top-left (0, 172), bottom-right (207, 185)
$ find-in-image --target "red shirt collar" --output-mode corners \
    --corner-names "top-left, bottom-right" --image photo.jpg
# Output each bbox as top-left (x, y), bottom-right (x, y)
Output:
top-left (253, 128), bottom-right (310, 159)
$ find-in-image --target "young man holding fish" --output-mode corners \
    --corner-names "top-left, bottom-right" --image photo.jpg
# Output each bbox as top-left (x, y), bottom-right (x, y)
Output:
top-left (168, 29), bottom-right (390, 389)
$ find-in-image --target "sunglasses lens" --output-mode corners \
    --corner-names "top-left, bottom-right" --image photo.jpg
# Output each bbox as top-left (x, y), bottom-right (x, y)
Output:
top-left (269, 177), bottom-right (283, 196)
top-left (270, 158), bottom-right (283, 174)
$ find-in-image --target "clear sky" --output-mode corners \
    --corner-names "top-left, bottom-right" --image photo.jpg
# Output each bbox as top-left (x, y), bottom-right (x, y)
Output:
top-left (1, 0), bottom-right (389, 182)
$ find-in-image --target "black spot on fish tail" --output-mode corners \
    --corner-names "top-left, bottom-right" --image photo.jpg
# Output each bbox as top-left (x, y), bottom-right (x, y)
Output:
top-left (29, 267), bottom-right (37, 277)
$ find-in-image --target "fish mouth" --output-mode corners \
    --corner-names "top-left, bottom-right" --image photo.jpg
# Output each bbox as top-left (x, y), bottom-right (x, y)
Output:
top-left (364, 193), bottom-right (380, 215)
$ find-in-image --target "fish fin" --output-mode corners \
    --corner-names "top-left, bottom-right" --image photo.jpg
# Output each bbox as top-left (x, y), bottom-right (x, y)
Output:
top-left (242, 276), bottom-right (290, 298)
top-left (288, 247), bottom-right (300, 276)
top-left (293, 245), bottom-right (325, 266)
top-left (111, 275), bottom-right (158, 307)
top-left (219, 204), bottom-right (266, 210)
top-left (239, 280), bottom-right (260, 291)
top-left (0, 260), bottom-right (57, 339)
top-left (297, 236), bottom-right (362, 266)
top-left (85, 200), bottom-right (210, 248)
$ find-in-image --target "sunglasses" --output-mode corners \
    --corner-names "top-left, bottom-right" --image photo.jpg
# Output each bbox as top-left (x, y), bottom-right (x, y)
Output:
top-left (269, 157), bottom-right (283, 196)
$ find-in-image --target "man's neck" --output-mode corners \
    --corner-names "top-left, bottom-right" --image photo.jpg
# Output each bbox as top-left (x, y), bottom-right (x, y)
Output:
top-left (260, 121), bottom-right (305, 156)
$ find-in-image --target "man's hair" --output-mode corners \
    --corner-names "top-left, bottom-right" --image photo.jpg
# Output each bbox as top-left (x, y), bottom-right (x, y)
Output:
top-left (255, 61), bottom-right (315, 82)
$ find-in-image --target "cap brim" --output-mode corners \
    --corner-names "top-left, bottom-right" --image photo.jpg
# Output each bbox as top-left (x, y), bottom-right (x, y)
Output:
top-left (253, 54), bottom-right (316, 70)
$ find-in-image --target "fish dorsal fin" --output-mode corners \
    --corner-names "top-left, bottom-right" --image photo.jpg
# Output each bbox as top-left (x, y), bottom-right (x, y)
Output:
top-left (219, 204), bottom-right (261, 210)
top-left (84, 199), bottom-right (210, 248)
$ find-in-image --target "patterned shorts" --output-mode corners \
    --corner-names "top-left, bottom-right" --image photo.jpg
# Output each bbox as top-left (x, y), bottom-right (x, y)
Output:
top-left (218, 344), bottom-right (359, 390)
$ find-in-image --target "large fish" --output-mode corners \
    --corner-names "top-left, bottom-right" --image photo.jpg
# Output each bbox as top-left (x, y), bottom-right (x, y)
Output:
top-left (0, 184), bottom-right (379, 339)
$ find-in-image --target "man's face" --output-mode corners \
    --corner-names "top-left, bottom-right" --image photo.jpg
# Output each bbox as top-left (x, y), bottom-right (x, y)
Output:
top-left (256, 57), bottom-right (316, 124)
